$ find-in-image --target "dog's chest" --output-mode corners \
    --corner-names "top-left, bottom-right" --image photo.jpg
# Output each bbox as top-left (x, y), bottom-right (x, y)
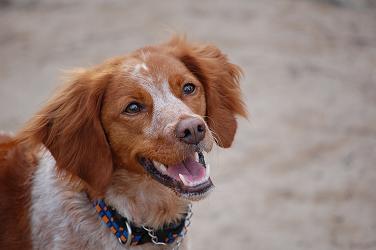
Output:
top-left (30, 151), bottom-right (186, 250)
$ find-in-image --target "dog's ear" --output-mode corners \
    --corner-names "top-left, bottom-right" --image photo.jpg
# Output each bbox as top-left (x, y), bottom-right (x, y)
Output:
top-left (18, 66), bottom-right (114, 196)
top-left (167, 36), bottom-right (247, 148)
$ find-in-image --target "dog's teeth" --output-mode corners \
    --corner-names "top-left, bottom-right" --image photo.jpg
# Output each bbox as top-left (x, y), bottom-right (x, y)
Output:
top-left (205, 164), bottom-right (210, 180)
top-left (198, 151), bottom-right (206, 166)
top-left (159, 164), bottom-right (167, 173)
top-left (153, 161), bottom-right (167, 173)
top-left (195, 153), bottom-right (199, 161)
top-left (179, 174), bottom-right (190, 186)
top-left (179, 169), bottom-right (210, 187)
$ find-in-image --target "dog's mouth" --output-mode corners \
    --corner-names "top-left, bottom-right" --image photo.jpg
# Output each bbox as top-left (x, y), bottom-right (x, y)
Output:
top-left (138, 151), bottom-right (214, 201)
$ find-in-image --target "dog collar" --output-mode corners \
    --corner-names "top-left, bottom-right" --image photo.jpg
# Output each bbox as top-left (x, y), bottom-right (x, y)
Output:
top-left (94, 199), bottom-right (191, 247)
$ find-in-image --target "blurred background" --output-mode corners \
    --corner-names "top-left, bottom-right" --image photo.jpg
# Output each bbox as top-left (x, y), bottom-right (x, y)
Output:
top-left (1, 0), bottom-right (375, 249)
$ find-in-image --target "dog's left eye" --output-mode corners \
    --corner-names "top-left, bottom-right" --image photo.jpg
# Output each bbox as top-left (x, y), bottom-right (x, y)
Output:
top-left (182, 83), bottom-right (196, 95)
top-left (123, 102), bottom-right (143, 115)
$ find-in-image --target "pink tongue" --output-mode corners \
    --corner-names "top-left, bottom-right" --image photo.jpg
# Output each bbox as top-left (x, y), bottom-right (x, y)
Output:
top-left (167, 156), bottom-right (206, 182)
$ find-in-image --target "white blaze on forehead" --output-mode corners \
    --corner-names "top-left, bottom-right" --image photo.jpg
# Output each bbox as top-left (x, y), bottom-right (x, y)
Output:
top-left (123, 60), bottom-right (151, 80)
top-left (132, 63), bottom-right (149, 75)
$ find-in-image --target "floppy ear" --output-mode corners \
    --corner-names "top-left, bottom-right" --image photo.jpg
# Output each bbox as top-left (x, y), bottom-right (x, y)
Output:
top-left (167, 37), bottom-right (247, 148)
top-left (17, 67), bottom-right (113, 195)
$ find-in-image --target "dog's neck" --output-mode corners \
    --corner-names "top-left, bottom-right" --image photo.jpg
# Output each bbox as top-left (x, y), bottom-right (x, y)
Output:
top-left (104, 169), bottom-right (189, 229)
top-left (36, 147), bottom-right (189, 230)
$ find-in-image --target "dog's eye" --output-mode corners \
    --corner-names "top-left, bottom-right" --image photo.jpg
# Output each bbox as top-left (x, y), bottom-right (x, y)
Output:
top-left (182, 83), bottom-right (196, 95)
top-left (124, 102), bottom-right (143, 114)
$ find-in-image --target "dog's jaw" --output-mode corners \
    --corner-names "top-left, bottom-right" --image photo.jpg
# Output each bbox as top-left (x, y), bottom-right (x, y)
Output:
top-left (105, 168), bottom-right (191, 229)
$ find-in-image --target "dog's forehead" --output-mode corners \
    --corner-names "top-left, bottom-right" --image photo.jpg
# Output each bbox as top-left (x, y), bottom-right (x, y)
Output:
top-left (122, 53), bottom-right (186, 105)
top-left (123, 52), bottom-right (188, 88)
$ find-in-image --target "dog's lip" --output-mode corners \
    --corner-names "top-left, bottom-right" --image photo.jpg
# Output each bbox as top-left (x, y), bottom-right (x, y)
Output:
top-left (138, 153), bottom-right (214, 200)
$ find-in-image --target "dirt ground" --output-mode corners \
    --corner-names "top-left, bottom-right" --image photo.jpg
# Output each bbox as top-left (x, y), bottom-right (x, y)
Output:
top-left (1, 0), bottom-right (375, 249)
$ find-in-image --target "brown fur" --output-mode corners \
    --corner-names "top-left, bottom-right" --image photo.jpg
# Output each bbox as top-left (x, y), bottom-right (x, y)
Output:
top-left (0, 134), bottom-right (36, 250)
top-left (0, 36), bottom-right (246, 248)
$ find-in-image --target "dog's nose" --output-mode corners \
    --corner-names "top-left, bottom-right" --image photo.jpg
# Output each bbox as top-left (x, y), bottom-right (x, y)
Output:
top-left (175, 117), bottom-right (206, 145)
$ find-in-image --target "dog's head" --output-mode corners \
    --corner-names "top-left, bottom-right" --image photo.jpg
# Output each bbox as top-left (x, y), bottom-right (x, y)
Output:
top-left (19, 37), bottom-right (246, 200)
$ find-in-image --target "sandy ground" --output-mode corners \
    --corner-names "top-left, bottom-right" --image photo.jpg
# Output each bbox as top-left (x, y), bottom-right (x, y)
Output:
top-left (1, 0), bottom-right (376, 249)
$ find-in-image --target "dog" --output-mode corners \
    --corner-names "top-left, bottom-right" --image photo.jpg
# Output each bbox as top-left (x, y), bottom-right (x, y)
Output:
top-left (0, 36), bottom-right (246, 250)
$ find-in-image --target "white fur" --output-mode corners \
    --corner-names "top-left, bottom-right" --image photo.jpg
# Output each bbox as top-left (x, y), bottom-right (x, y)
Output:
top-left (133, 63), bottom-right (149, 76)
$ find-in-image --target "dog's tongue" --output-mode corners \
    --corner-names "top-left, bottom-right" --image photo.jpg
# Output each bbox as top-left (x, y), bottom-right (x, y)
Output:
top-left (167, 156), bottom-right (206, 182)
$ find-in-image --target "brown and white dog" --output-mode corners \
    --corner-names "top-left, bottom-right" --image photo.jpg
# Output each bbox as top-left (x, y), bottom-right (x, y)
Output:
top-left (0, 36), bottom-right (246, 250)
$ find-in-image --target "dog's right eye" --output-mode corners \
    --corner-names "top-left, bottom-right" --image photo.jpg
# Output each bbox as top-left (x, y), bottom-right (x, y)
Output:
top-left (182, 83), bottom-right (196, 96)
top-left (123, 102), bottom-right (144, 115)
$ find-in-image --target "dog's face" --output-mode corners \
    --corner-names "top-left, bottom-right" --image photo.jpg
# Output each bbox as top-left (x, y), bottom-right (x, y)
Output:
top-left (20, 37), bottom-right (246, 200)
top-left (102, 52), bottom-right (214, 199)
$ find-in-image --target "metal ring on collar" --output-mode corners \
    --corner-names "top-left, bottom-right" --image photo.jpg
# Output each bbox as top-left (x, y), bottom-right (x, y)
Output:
top-left (118, 220), bottom-right (132, 248)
